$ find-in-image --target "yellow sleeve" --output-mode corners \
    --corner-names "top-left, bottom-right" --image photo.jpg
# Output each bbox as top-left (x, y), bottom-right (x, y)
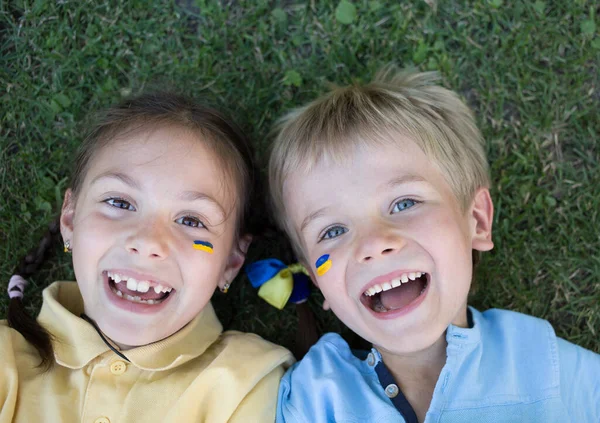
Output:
top-left (228, 365), bottom-right (286, 423)
top-left (0, 324), bottom-right (19, 423)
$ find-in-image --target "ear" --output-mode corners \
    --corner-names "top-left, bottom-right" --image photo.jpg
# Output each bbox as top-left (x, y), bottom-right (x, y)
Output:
top-left (220, 234), bottom-right (252, 290)
top-left (60, 189), bottom-right (76, 245)
top-left (470, 188), bottom-right (494, 252)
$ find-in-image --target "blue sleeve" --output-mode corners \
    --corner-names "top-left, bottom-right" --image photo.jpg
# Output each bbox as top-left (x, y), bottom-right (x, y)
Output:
top-left (557, 337), bottom-right (600, 421)
top-left (276, 363), bottom-right (309, 423)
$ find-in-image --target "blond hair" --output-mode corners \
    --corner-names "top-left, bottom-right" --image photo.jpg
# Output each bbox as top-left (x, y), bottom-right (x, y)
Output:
top-left (269, 68), bottom-right (490, 259)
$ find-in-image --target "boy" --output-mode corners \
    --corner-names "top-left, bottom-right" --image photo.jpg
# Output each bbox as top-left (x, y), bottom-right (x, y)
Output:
top-left (268, 69), bottom-right (600, 422)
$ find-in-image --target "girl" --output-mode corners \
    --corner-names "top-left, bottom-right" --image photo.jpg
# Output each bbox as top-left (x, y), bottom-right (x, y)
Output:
top-left (1, 93), bottom-right (294, 423)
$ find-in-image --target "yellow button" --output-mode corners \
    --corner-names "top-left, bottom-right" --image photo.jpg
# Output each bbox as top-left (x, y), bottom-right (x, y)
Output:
top-left (94, 418), bottom-right (110, 423)
top-left (110, 360), bottom-right (126, 375)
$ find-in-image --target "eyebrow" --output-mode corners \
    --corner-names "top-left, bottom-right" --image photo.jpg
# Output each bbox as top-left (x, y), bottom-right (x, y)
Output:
top-left (300, 207), bottom-right (328, 233)
top-left (91, 171), bottom-right (141, 190)
top-left (178, 191), bottom-right (226, 220)
top-left (386, 174), bottom-right (427, 188)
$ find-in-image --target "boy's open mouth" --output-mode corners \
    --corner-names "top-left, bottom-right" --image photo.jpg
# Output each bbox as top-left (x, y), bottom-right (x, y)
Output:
top-left (361, 272), bottom-right (429, 313)
top-left (107, 271), bottom-right (173, 305)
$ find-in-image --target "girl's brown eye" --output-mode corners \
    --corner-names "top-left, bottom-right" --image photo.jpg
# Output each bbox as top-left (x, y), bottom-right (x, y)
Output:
top-left (175, 216), bottom-right (206, 228)
top-left (104, 198), bottom-right (135, 211)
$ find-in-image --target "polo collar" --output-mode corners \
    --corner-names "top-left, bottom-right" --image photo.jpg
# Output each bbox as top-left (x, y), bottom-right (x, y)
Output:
top-left (364, 306), bottom-right (482, 368)
top-left (445, 306), bottom-right (481, 353)
top-left (38, 282), bottom-right (223, 371)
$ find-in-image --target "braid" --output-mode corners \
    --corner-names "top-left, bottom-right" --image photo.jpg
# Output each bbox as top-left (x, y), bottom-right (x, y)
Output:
top-left (7, 218), bottom-right (60, 371)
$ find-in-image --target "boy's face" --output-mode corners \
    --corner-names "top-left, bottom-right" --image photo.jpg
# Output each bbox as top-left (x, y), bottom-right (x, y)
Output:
top-left (284, 135), bottom-right (493, 354)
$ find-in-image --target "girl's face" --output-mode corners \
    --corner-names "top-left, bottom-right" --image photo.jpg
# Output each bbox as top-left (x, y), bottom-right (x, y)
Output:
top-left (60, 125), bottom-right (248, 348)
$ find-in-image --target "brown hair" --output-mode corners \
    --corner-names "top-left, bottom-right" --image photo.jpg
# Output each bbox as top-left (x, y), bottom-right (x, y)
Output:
top-left (9, 92), bottom-right (257, 369)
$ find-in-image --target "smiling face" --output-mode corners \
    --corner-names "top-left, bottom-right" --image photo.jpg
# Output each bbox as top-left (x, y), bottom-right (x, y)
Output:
top-left (284, 134), bottom-right (494, 354)
top-left (60, 125), bottom-right (247, 348)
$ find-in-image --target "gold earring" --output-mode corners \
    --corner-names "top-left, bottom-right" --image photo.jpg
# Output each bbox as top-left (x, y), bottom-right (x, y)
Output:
top-left (220, 282), bottom-right (230, 294)
top-left (63, 240), bottom-right (71, 253)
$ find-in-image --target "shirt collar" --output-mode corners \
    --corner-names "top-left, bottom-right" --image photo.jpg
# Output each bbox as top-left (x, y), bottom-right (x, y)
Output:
top-left (364, 306), bottom-right (482, 367)
top-left (445, 306), bottom-right (481, 352)
top-left (38, 282), bottom-right (223, 371)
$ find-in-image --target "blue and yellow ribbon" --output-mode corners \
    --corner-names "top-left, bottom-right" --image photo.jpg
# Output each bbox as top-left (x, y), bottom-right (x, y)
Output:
top-left (245, 259), bottom-right (310, 310)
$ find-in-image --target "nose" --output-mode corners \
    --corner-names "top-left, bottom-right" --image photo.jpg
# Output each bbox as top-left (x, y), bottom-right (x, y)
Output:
top-left (125, 219), bottom-right (169, 260)
top-left (354, 223), bottom-right (405, 263)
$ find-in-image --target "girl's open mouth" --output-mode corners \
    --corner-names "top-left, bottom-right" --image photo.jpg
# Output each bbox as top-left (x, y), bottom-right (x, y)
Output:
top-left (360, 272), bottom-right (429, 313)
top-left (107, 271), bottom-right (174, 305)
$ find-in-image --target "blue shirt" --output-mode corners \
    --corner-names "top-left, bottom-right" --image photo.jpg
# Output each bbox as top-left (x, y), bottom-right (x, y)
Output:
top-left (277, 308), bottom-right (600, 422)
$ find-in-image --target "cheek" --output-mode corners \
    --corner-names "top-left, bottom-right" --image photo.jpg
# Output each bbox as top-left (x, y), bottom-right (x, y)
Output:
top-left (179, 242), bottom-right (226, 280)
top-left (312, 258), bottom-right (350, 307)
top-left (423, 209), bottom-right (472, 249)
top-left (73, 211), bottom-right (120, 244)
top-left (71, 213), bottom-right (117, 271)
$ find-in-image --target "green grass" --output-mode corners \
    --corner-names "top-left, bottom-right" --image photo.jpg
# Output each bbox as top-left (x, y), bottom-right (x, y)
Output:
top-left (1, 0), bottom-right (598, 354)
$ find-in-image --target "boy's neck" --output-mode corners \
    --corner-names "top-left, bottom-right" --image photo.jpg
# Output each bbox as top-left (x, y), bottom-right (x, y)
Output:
top-left (377, 333), bottom-right (448, 385)
top-left (374, 307), bottom-right (470, 421)
top-left (376, 334), bottom-right (447, 422)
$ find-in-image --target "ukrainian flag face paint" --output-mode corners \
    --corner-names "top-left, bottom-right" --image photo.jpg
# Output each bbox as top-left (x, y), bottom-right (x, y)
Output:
top-left (193, 240), bottom-right (214, 254)
top-left (316, 254), bottom-right (332, 276)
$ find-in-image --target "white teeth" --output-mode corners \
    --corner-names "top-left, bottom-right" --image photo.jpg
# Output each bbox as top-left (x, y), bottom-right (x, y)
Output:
top-left (125, 294), bottom-right (142, 302)
top-left (110, 285), bottom-right (163, 305)
top-left (153, 284), bottom-right (172, 294)
top-left (137, 281), bottom-right (150, 293)
top-left (126, 278), bottom-right (138, 291)
top-left (363, 272), bottom-right (427, 296)
top-left (109, 272), bottom-right (172, 295)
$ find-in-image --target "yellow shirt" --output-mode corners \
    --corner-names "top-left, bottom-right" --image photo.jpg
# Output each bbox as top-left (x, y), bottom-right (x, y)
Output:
top-left (0, 282), bottom-right (294, 423)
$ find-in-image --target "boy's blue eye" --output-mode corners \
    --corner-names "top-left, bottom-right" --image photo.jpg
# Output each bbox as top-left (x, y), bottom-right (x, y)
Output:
top-left (175, 216), bottom-right (206, 229)
top-left (105, 198), bottom-right (135, 211)
top-left (392, 198), bottom-right (417, 213)
top-left (320, 226), bottom-right (348, 241)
